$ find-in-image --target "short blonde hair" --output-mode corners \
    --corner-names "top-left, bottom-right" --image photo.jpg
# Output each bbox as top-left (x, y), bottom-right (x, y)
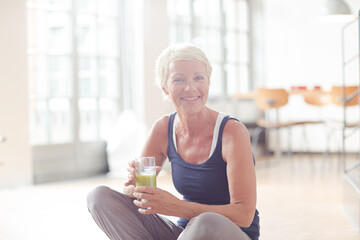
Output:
top-left (155, 43), bottom-right (212, 97)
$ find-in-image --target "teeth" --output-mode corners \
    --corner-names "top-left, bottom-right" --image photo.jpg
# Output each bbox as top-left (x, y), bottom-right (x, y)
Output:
top-left (183, 97), bottom-right (199, 101)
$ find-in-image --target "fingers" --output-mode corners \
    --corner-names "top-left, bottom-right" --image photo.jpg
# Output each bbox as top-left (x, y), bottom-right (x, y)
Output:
top-left (128, 174), bottom-right (134, 181)
top-left (133, 200), bottom-right (155, 214)
top-left (127, 160), bottom-right (135, 174)
top-left (133, 186), bottom-right (158, 202)
top-left (123, 185), bottom-right (135, 197)
top-left (133, 191), bottom-right (153, 200)
top-left (126, 160), bottom-right (136, 186)
top-left (134, 186), bottom-right (156, 194)
top-left (138, 208), bottom-right (154, 214)
top-left (128, 160), bottom-right (135, 167)
top-left (127, 166), bottom-right (135, 174)
top-left (124, 173), bottom-right (135, 185)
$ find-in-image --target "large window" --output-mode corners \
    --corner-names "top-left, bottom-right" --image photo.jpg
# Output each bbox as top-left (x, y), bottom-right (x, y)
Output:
top-left (168, 0), bottom-right (251, 98)
top-left (27, 0), bottom-right (123, 182)
top-left (27, 0), bottom-right (122, 145)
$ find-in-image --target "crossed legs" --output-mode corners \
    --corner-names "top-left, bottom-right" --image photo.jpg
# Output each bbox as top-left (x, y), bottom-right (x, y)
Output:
top-left (87, 186), bottom-right (183, 240)
top-left (87, 186), bottom-right (251, 240)
top-left (178, 212), bottom-right (251, 240)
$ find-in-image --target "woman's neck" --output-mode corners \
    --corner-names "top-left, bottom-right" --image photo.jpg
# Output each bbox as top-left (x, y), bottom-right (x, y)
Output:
top-left (175, 107), bottom-right (216, 137)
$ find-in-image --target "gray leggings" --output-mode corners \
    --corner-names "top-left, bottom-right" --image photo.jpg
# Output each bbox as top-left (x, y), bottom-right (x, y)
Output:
top-left (87, 185), bottom-right (251, 240)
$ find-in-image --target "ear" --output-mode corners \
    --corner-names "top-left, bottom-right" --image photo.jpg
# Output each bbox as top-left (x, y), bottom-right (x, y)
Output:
top-left (162, 87), bottom-right (169, 95)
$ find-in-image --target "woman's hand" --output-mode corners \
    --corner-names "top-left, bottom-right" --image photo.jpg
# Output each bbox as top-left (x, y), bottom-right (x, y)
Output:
top-left (124, 160), bottom-right (136, 187)
top-left (132, 186), bottom-right (181, 216)
top-left (123, 160), bottom-right (162, 198)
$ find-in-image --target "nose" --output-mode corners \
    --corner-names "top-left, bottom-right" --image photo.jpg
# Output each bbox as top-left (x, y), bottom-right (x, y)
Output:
top-left (184, 80), bottom-right (194, 91)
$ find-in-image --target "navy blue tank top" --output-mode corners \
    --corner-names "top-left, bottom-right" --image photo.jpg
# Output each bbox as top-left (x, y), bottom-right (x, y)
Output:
top-left (167, 112), bottom-right (260, 240)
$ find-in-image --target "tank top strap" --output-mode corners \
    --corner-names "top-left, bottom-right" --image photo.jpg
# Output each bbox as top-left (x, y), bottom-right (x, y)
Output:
top-left (216, 116), bottom-right (256, 165)
top-left (216, 115), bottom-right (237, 152)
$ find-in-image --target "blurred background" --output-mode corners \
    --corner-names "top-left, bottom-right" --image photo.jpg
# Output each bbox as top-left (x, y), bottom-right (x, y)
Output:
top-left (0, 0), bottom-right (360, 239)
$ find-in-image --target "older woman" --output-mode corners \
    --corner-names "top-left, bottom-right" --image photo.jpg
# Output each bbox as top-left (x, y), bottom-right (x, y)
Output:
top-left (87, 43), bottom-right (260, 240)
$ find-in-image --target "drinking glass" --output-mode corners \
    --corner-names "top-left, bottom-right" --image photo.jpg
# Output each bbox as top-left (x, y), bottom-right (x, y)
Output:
top-left (134, 156), bottom-right (156, 188)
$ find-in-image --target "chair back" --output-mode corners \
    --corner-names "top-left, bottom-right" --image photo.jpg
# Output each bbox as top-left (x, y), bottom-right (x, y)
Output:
top-left (255, 88), bottom-right (288, 110)
top-left (303, 91), bottom-right (331, 106)
top-left (331, 86), bottom-right (359, 107)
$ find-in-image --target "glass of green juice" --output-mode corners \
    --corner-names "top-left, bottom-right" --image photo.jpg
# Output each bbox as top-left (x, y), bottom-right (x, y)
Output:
top-left (134, 156), bottom-right (156, 188)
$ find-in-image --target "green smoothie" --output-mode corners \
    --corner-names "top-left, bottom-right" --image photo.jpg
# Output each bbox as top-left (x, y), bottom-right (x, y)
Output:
top-left (136, 173), bottom-right (156, 188)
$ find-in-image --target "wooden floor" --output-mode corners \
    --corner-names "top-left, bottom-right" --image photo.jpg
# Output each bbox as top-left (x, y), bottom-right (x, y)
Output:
top-left (0, 154), bottom-right (359, 240)
top-left (255, 153), bottom-right (359, 240)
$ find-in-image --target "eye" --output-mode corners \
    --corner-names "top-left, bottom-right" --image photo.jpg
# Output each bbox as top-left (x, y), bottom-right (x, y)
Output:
top-left (173, 78), bottom-right (183, 83)
top-left (195, 76), bottom-right (204, 81)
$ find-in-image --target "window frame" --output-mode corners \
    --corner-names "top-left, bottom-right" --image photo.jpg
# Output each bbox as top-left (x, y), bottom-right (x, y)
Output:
top-left (26, 0), bottom-right (124, 183)
top-left (168, 0), bottom-right (252, 100)
top-left (27, 0), bottom-right (124, 146)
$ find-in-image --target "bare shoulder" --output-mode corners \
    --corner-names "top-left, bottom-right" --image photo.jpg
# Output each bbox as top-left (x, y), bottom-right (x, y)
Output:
top-left (150, 115), bottom-right (169, 137)
top-left (223, 118), bottom-right (250, 141)
top-left (141, 115), bottom-right (170, 162)
top-left (222, 118), bottom-right (252, 163)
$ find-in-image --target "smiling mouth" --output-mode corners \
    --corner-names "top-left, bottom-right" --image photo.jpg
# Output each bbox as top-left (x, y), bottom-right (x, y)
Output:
top-left (181, 96), bottom-right (200, 101)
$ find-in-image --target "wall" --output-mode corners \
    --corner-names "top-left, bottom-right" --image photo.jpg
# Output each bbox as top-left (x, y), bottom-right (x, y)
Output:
top-left (130, 0), bottom-right (174, 129)
top-left (143, 0), bottom-right (175, 127)
top-left (0, 0), bottom-right (32, 188)
top-left (263, 0), bottom-right (359, 89)
top-left (261, 0), bottom-right (360, 152)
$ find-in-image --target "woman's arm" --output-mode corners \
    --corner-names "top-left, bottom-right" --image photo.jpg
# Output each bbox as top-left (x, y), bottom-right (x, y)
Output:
top-left (140, 115), bottom-right (169, 168)
top-left (124, 115), bottom-right (169, 188)
top-left (134, 119), bottom-right (257, 227)
top-left (220, 119), bottom-right (257, 226)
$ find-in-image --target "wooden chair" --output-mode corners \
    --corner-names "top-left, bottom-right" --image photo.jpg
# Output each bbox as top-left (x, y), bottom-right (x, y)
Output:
top-left (297, 90), bottom-right (330, 125)
top-left (331, 85), bottom-right (359, 106)
top-left (330, 85), bottom-right (359, 132)
top-left (329, 85), bottom-right (360, 168)
top-left (252, 88), bottom-right (299, 159)
top-left (303, 90), bottom-right (331, 107)
top-left (300, 90), bottom-right (333, 127)
top-left (301, 90), bottom-right (332, 163)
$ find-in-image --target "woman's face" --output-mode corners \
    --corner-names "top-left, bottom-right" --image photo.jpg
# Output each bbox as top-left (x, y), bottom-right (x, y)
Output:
top-left (164, 60), bottom-right (210, 115)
